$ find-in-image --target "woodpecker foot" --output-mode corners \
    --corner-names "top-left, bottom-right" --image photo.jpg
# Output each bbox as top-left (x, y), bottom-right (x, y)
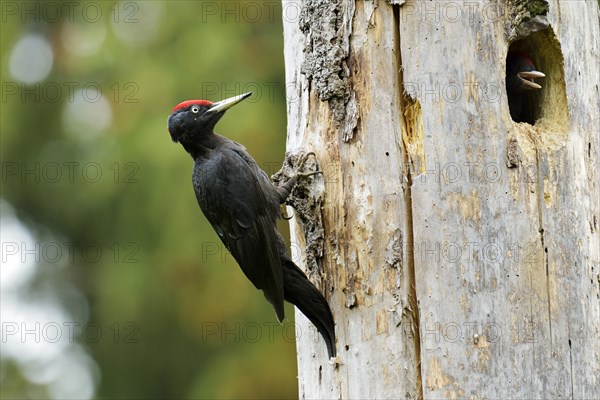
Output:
top-left (272, 151), bottom-right (321, 203)
top-left (295, 169), bottom-right (322, 180)
top-left (280, 206), bottom-right (294, 220)
top-left (272, 151), bottom-right (326, 277)
top-left (295, 152), bottom-right (322, 180)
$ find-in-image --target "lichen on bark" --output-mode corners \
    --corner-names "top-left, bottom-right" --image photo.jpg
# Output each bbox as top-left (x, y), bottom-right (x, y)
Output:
top-left (506, 0), bottom-right (550, 41)
top-left (299, 0), bottom-right (353, 127)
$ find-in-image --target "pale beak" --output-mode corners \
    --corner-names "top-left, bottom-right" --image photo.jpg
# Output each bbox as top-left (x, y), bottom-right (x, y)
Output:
top-left (518, 70), bottom-right (545, 89)
top-left (207, 92), bottom-right (253, 114)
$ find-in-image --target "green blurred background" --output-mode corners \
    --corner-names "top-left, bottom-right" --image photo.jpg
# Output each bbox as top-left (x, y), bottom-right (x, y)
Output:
top-left (1, 1), bottom-right (300, 398)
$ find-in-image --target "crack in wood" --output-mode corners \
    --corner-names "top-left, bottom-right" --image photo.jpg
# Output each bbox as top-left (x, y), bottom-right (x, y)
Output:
top-left (534, 147), bottom-right (553, 354)
top-left (568, 337), bottom-right (574, 400)
top-left (393, 4), bottom-right (423, 400)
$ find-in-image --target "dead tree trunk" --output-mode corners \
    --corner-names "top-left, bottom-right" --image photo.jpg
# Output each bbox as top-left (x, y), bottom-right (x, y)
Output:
top-left (282, 0), bottom-right (600, 398)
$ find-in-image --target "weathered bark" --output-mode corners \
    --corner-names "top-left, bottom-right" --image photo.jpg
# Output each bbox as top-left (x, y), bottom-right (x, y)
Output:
top-left (282, 0), bottom-right (599, 398)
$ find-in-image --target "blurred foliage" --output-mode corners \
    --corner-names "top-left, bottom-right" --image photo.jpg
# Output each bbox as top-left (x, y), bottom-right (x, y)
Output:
top-left (1, 1), bottom-right (299, 398)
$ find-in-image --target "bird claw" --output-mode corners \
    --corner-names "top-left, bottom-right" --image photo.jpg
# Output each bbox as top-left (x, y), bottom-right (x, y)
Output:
top-left (295, 152), bottom-right (322, 180)
top-left (272, 151), bottom-right (322, 205)
top-left (272, 151), bottom-right (321, 185)
top-left (295, 170), bottom-right (322, 180)
top-left (280, 205), bottom-right (294, 220)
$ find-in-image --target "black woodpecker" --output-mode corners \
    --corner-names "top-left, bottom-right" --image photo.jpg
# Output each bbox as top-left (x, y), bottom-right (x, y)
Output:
top-left (168, 92), bottom-right (336, 358)
top-left (506, 51), bottom-right (545, 123)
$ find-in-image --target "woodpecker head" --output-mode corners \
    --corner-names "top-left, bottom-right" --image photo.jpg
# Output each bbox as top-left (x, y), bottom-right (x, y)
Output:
top-left (506, 51), bottom-right (545, 93)
top-left (168, 92), bottom-right (252, 143)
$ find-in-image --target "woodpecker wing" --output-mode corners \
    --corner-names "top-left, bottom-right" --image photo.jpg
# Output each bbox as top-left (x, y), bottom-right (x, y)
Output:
top-left (193, 147), bottom-right (285, 322)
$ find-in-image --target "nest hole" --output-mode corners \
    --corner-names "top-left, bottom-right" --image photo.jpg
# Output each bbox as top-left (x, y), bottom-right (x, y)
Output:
top-left (506, 28), bottom-right (569, 131)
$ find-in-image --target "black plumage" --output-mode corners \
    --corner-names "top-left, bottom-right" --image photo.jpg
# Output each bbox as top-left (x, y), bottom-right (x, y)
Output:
top-left (168, 93), bottom-right (336, 358)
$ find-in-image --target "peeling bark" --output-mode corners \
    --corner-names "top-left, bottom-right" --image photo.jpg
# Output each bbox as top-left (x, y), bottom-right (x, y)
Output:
top-left (298, 0), bottom-right (359, 139)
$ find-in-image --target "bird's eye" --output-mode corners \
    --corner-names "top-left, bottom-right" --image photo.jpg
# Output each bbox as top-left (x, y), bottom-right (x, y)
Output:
top-left (191, 106), bottom-right (200, 113)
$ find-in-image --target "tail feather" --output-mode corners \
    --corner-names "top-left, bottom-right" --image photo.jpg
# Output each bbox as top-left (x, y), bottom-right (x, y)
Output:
top-left (283, 259), bottom-right (336, 358)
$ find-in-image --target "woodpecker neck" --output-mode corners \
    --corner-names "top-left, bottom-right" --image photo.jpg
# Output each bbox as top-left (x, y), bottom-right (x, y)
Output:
top-left (180, 132), bottom-right (228, 160)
